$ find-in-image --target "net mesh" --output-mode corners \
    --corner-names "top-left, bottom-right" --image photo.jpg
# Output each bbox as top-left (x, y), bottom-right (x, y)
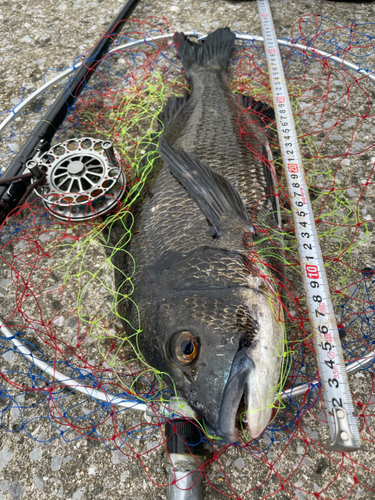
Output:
top-left (1, 15), bottom-right (375, 499)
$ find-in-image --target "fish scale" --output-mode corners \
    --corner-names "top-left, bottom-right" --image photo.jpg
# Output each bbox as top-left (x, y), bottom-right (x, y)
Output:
top-left (169, 73), bottom-right (270, 213)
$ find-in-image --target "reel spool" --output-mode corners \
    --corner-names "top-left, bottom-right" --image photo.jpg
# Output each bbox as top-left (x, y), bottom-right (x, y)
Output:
top-left (33, 137), bottom-right (126, 221)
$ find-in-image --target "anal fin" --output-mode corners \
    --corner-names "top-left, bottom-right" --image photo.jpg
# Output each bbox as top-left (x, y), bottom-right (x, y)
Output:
top-left (158, 93), bottom-right (190, 131)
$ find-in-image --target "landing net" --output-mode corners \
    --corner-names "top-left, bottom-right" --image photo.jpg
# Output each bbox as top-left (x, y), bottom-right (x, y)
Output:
top-left (1, 15), bottom-right (375, 499)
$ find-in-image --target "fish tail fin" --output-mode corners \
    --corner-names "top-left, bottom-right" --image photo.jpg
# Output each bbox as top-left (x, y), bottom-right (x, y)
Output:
top-left (174, 28), bottom-right (236, 74)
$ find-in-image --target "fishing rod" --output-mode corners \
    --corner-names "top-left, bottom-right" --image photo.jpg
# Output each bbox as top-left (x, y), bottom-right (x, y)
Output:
top-left (0, 0), bottom-right (141, 225)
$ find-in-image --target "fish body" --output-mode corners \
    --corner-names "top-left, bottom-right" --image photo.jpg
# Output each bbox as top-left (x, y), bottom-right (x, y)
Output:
top-left (111, 28), bottom-right (284, 442)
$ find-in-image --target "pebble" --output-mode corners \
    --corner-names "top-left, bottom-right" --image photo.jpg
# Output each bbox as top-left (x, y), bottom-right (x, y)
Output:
top-left (346, 188), bottom-right (357, 197)
top-left (10, 407), bottom-right (20, 422)
top-left (37, 431), bottom-right (50, 445)
top-left (304, 427), bottom-right (319, 441)
top-left (34, 477), bottom-right (44, 490)
top-left (51, 455), bottom-right (62, 471)
top-left (2, 350), bottom-right (15, 364)
top-left (233, 457), bottom-right (245, 470)
top-left (111, 450), bottom-right (127, 465)
top-left (263, 433), bottom-right (272, 446)
top-left (29, 448), bottom-right (42, 461)
top-left (330, 134), bottom-right (342, 141)
top-left (301, 457), bottom-right (314, 466)
top-left (316, 411), bottom-right (329, 425)
top-left (120, 471), bottom-right (130, 481)
top-left (345, 117), bottom-right (357, 127)
top-left (65, 317), bottom-right (79, 329)
top-left (324, 120), bottom-right (335, 128)
top-left (20, 35), bottom-right (32, 43)
top-left (0, 482), bottom-right (9, 492)
top-left (56, 487), bottom-right (64, 498)
top-left (295, 490), bottom-right (305, 500)
top-left (82, 284), bottom-right (90, 299)
top-left (1, 2), bottom-right (375, 500)
top-left (88, 465), bottom-right (96, 475)
top-left (146, 441), bottom-right (158, 451)
top-left (52, 316), bottom-right (65, 327)
top-left (9, 481), bottom-right (23, 500)
top-left (72, 488), bottom-right (85, 500)
top-left (0, 447), bottom-right (13, 471)
top-left (39, 232), bottom-right (53, 242)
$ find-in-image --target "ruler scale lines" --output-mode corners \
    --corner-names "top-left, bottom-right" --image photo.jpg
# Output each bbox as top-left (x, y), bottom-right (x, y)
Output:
top-left (256, 0), bottom-right (361, 451)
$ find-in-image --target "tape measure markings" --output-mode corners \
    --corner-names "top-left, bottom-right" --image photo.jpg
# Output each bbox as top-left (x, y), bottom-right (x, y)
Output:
top-left (256, 0), bottom-right (361, 451)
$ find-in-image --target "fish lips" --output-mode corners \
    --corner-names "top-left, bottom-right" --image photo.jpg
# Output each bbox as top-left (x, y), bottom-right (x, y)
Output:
top-left (216, 347), bottom-right (254, 443)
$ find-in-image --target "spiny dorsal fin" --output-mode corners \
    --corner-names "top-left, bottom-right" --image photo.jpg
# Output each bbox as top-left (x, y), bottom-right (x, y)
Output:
top-left (158, 135), bottom-right (253, 238)
top-left (262, 143), bottom-right (279, 220)
top-left (174, 28), bottom-right (236, 77)
top-left (236, 94), bottom-right (275, 127)
top-left (157, 93), bottom-right (190, 131)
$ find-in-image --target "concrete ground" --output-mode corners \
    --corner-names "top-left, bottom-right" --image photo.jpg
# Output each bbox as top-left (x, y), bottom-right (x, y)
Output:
top-left (1, 0), bottom-right (375, 499)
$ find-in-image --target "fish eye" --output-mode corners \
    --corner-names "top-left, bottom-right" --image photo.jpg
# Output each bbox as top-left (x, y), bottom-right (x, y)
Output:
top-left (172, 331), bottom-right (199, 365)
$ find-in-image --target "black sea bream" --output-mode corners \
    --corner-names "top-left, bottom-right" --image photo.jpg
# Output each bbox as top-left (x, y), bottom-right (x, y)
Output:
top-left (110, 28), bottom-right (284, 442)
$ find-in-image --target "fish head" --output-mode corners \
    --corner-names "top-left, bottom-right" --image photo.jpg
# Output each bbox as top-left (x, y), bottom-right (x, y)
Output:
top-left (138, 268), bottom-right (284, 443)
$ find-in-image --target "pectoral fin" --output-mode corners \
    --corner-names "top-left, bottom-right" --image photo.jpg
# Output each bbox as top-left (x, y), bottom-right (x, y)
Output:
top-left (158, 135), bottom-right (253, 238)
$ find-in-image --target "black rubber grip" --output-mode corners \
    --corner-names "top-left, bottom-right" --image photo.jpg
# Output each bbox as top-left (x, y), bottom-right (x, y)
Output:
top-left (165, 419), bottom-right (205, 455)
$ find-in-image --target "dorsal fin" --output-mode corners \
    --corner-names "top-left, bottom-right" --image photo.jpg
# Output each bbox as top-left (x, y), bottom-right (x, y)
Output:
top-left (236, 94), bottom-right (280, 225)
top-left (236, 94), bottom-right (275, 127)
top-left (158, 135), bottom-right (253, 238)
top-left (262, 143), bottom-right (280, 225)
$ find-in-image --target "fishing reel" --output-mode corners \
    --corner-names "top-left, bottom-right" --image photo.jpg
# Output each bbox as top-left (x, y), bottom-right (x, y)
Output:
top-left (31, 137), bottom-right (126, 221)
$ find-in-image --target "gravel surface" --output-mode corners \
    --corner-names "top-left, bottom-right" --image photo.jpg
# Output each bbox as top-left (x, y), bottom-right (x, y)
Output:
top-left (1, 1), bottom-right (375, 499)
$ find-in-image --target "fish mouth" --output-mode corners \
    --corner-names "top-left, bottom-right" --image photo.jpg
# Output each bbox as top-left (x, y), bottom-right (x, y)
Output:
top-left (216, 348), bottom-right (272, 443)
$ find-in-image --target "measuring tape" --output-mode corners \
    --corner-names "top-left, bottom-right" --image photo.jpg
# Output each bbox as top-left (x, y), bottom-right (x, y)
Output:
top-left (256, 0), bottom-right (361, 452)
